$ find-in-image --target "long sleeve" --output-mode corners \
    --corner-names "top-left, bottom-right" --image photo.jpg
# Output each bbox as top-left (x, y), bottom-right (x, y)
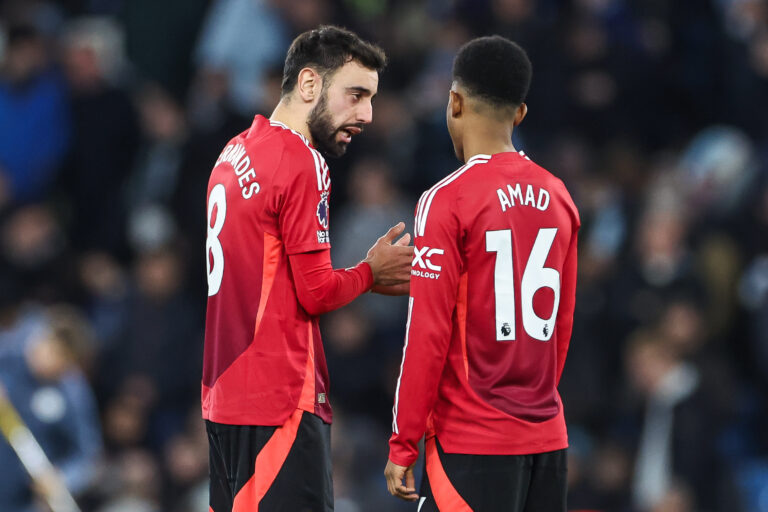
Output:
top-left (289, 249), bottom-right (373, 316)
top-left (555, 229), bottom-right (578, 384)
top-left (389, 196), bottom-right (461, 467)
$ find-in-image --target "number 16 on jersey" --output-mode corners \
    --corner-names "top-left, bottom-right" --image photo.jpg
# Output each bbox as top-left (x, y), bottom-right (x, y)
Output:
top-left (485, 228), bottom-right (560, 342)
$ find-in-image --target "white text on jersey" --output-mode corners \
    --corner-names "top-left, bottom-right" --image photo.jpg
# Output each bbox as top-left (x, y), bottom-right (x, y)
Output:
top-left (496, 183), bottom-right (550, 212)
top-left (413, 246), bottom-right (444, 271)
top-left (216, 143), bottom-right (261, 199)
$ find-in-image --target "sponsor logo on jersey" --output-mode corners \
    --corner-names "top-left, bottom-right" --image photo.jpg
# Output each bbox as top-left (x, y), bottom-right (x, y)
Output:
top-left (317, 230), bottom-right (329, 244)
top-left (316, 191), bottom-right (329, 229)
top-left (411, 269), bottom-right (441, 280)
top-left (413, 246), bottom-right (444, 271)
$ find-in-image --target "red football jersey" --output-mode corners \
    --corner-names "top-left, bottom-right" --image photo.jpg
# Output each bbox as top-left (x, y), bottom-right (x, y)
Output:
top-left (389, 152), bottom-right (580, 467)
top-left (202, 115), bottom-right (335, 426)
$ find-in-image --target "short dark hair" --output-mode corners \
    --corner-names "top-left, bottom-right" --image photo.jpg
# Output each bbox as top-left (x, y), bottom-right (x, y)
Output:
top-left (452, 36), bottom-right (532, 107)
top-left (281, 25), bottom-right (387, 95)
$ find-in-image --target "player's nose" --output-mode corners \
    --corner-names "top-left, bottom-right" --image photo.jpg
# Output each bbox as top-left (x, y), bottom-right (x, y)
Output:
top-left (356, 100), bottom-right (373, 124)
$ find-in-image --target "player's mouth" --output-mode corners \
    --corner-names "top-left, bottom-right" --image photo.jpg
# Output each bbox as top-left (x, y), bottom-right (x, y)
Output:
top-left (338, 126), bottom-right (362, 144)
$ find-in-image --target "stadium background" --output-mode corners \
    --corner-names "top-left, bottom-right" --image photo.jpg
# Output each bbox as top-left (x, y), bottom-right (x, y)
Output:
top-left (1, 0), bottom-right (767, 510)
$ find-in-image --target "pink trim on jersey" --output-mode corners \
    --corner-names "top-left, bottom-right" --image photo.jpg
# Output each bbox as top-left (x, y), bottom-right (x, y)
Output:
top-left (252, 232), bottom-right (281, 338)
top-left (297, 322), bottom-right (316, 413)
top-left (425, 437), bottom-right (473, 512)
top-left (201, 232), bottom-right (282, 421)
top-left (231, 408), bottom-right (304, 511)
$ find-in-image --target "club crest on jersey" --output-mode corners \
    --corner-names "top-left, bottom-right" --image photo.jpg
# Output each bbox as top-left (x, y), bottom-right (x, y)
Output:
top-left (316, 191), bottom-right (329, 229)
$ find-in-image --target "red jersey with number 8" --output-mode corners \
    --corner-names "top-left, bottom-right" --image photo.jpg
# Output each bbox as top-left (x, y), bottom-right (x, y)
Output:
top-left (389, 151), bottom-right (579, 467)
top-left (202, 115), bottom-right (334, 426)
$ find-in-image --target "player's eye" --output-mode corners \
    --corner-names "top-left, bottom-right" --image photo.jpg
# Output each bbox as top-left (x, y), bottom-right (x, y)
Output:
top-left (350, 93), bottom-right (361, 103)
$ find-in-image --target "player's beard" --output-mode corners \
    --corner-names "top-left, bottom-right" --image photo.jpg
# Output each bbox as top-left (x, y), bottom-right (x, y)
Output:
top-left (307, 91), bottom-right (355, 158)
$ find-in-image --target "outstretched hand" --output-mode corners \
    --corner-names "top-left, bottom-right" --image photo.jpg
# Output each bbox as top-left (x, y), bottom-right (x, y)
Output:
top-left (364, 223), bottom-right (413, 288)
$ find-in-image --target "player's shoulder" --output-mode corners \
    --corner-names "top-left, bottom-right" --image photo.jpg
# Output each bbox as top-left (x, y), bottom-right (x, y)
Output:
top-left (521, 154), bottom-right (580, 223)
top-left (269, 121), bottom-right (328, 187)
top-left (424, 154), bottom-right (491, 196)
top-left (414, 154), bottom-right (490, 236)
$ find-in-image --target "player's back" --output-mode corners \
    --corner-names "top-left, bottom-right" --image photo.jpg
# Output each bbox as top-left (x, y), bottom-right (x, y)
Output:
top-left (202, 115), bottom-right (333, 426)
top-left (414, 151), bottom-right (579, 453)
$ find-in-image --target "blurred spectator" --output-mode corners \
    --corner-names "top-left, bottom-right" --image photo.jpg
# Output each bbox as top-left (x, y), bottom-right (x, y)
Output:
top-left (0, 24), bottom-right (70, 205)
top-left (104, 245), bottom-right (201, 448)
top-left (77, 251), bottom-right (129, 360)
top-left (0, 305), bottom-right (102, 511)
top-left (121, 0), bottom-right (209, 99)
top-left (676, 125), bottom-right (758, 220)
top-left (126, 85), bottom-right (187, 210)
top-left (625, 331), bottom-right (735, 511)
top-left (193, 0), bottom-right (288, 117)
top-left (59, 16), bottom-right (139, 254)
top-left (355, 94), bottom-right (418, 183)
top-left (323, 307), bottom-right (392, 420)
top-left (163, 412), bottom-right (209, 511)
top-left (278, 0), bottom-right (334, 33)
top-left (0, 204), bottom-right (79, 304)
top-left (95, 449), bottom-right (161, 512)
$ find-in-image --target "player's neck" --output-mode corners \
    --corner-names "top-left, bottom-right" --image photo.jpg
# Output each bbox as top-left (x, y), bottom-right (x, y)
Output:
top-left (270, 100), bottom-right (315, 145)
top-left (462, 125), bottom-right (517, 163)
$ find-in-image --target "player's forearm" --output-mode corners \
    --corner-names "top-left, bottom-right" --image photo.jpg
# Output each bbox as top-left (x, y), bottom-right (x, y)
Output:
top-left (389, 309), bottom-right (452, 466)
top-left (389, 434), bottom-right (419, 467)
top-left (389, 370), bottom-right (442, 467)
top-left (289, 250), bottom-right (373, 316)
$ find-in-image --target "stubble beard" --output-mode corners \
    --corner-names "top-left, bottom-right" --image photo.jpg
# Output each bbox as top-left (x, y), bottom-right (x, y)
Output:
top-left (307, 91), bottom-right (348, 158)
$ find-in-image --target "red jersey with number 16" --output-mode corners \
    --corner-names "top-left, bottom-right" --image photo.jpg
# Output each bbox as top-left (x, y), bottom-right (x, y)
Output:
top-left (202, 115), bottom-right (334, 426)
top-left (389, 151), bottom-right (580, 467)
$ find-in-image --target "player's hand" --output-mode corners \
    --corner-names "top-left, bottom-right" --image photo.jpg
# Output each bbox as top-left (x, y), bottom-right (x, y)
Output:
top-left (384, 459), bottom-right (418, 502)
top-left (364, 223), bottom-right (413, 287)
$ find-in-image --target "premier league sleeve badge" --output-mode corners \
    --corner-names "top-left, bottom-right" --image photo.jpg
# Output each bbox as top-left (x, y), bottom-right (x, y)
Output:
top-left (316, 191), bottom-right (330, 229)
top-left (316, 191), bottom-right (330, 244)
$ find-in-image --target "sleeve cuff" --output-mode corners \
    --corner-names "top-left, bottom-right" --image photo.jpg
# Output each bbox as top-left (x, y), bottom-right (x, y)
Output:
top-left (355, 261), bottom-right (374, 290)
top-left (388, 450), bottom-right (417, 468)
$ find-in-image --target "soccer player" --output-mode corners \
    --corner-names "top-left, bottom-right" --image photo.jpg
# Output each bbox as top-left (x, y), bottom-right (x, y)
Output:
top-left (384, 36), bottom-right (580, 511)
top-left (202, 26), bottom-right (412, 511)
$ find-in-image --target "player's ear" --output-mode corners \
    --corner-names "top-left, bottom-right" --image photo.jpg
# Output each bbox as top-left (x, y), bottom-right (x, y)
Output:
top-left (449, 90), bottom-right (463, 118)
top-left (297, 67), bottom-right (321, 103)
top-left (513, 103), bottom-right (528, 126)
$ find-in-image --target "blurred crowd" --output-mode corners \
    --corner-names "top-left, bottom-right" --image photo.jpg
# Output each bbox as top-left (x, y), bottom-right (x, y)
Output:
top-left (0, 0), bottom-right (767, 511)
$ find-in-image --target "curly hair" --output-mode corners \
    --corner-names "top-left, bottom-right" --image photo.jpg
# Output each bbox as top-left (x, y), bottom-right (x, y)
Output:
top-left (453, 35), bottom-right (532, 107)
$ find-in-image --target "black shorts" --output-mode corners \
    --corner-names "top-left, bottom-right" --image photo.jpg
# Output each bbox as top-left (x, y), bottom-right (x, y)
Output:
top-left (418, 437), bottom-right (567, 512)
top-left (206, 409), bottom-right (333, 512)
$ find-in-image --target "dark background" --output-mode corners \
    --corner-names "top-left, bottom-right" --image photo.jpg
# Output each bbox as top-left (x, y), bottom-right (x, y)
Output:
top-left (1, 0), bottom-right (767, 510)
